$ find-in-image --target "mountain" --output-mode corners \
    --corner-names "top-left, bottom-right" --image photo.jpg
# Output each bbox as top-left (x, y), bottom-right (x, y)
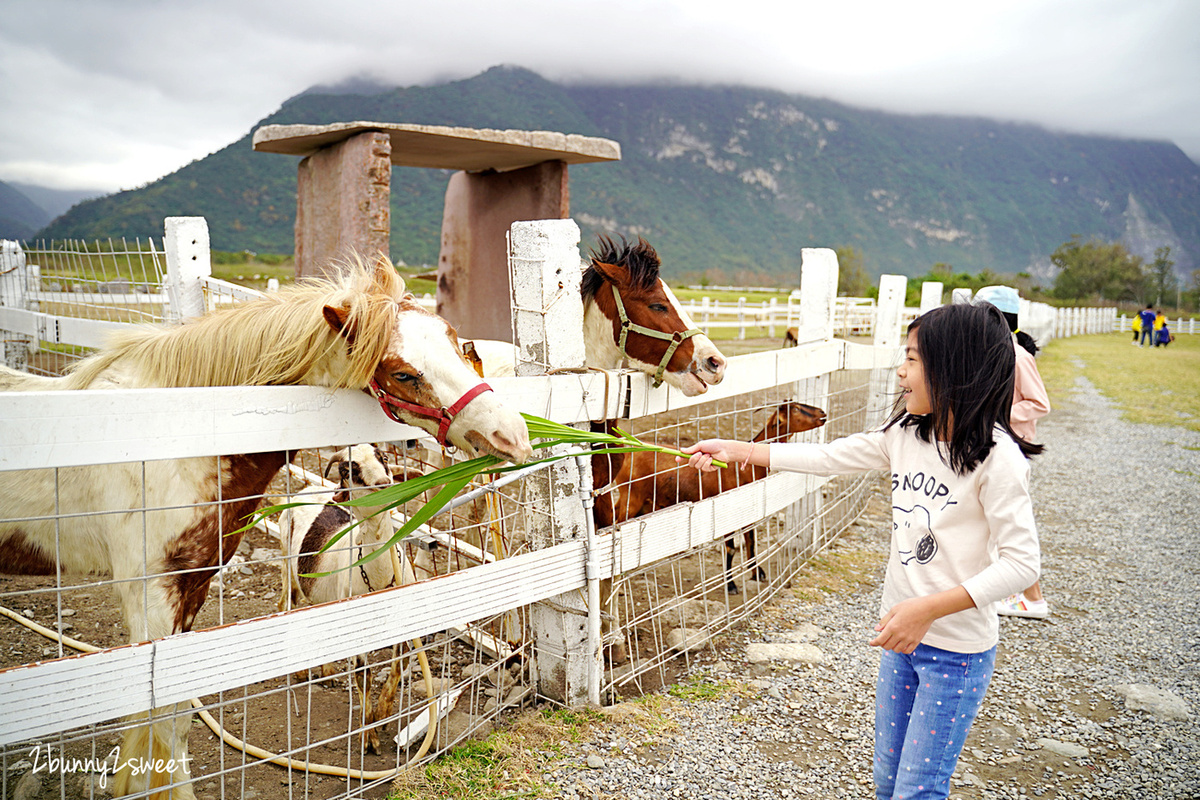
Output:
top-left (8, 182), bottom-right (104, 220)
top-left (36, 66), bottom-right (1200, 283)
top-left (0, 180), bottom-right (52, 240)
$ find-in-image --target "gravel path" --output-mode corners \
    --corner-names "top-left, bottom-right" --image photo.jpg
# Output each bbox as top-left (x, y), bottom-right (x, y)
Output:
top-left (548, 373), bottom-right (1200, 799)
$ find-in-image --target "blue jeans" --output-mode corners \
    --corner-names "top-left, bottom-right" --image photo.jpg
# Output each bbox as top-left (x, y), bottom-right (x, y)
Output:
top-left (874, 644), bottom-right (996, 800)
top-left (1140, 327), bottom-right (1154, 346)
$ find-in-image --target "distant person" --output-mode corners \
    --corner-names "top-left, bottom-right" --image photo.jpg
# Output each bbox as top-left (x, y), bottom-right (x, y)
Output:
top-left (1131, 313), bottom-right (1141, 345)
top-left (1138, 305), bottom-right (1157, 347)
top-left (1156, 320), bottom-right (1174, 347)
top-left (975, 286), bottom-right (1052, 619)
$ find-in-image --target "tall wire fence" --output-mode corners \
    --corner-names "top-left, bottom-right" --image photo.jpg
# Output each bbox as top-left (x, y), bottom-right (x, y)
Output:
top-left (1, 226), bottom-right (894, 800)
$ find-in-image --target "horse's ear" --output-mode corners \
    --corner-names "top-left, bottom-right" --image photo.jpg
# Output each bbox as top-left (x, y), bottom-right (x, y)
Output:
top-left (590, 259), bottom-right (630, 287)
top-left (323, 303), bottom-right (355, 340)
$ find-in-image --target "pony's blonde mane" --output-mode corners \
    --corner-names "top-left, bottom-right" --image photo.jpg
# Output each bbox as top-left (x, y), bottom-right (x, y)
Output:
top-left (65, 256), bottom-right (407, 390)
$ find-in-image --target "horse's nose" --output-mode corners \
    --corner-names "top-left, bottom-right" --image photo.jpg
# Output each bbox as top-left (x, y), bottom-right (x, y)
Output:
top-left (705, 354), bottom-right (726, 374)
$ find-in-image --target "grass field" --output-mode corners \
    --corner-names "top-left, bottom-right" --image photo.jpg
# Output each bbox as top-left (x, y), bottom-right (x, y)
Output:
top-left (1036, 332), bottom-right (1200, 432)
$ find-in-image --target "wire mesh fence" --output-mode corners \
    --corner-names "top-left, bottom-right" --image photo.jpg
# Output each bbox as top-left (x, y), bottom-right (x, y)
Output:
top-left (9, 239), bottom-right (168, 376)
top-left (1, 231), bottom-right (898, 800)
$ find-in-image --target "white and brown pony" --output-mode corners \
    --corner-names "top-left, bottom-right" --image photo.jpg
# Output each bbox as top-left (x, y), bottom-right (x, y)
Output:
top-left (0, 257), bottom-right (530, 799)
top-left (468, 234), bottom-right (727, 395)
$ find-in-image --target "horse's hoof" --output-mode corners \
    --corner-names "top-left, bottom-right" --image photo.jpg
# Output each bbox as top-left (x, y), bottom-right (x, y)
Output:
top-left (726, 583), bottom-right (740, 594)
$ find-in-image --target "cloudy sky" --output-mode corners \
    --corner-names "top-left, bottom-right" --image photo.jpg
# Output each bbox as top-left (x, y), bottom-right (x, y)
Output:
top-left (2, 0), bottom-right (1197, 194)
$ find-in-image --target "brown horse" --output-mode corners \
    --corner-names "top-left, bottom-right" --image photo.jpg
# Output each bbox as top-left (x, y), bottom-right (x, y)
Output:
top-left (596, 402), bottom-right (827, 591)
top-left (0, 257), bottom-right (531, 799)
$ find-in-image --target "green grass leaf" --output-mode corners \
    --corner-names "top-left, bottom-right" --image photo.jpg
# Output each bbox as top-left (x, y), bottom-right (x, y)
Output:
top-left (244, 412), bottom-right (726, 577)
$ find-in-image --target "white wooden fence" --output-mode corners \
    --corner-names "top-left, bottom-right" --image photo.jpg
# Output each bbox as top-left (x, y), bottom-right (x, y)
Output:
top-left (676, 290), bottom-right (1140, 344)
top-left (0, 220), bottom-right (909, 799)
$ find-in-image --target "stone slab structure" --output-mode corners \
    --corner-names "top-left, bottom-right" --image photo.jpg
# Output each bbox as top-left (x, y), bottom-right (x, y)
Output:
top-left (254, 122), bottom-right (620, 338)
top-left (253, 122), bottom-right (620, 171)
top-left (292, 131), bottom-right (391, 280)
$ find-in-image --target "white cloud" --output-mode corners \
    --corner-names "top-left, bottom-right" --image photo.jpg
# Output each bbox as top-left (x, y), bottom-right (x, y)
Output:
top-left (1, 0), bottom-right (1197, 192)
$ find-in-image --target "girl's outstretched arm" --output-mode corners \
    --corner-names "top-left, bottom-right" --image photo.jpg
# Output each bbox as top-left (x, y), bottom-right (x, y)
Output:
top-left (679, 439), bottom-right (765, 472)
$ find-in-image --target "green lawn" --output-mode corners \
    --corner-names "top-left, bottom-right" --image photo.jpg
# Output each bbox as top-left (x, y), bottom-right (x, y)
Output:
top-left (1037, 332), bottom-right (1200, 432)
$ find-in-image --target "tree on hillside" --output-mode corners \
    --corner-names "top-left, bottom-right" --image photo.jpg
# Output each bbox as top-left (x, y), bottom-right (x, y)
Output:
top-left (912, 263), bottom-right (1018, 297)
top-left (1148, 246), bottom-right (1177, 306)
top-left (1186, 268), bottom-right (1200, 312)
top-left (1050, 236), bottom-right (1146, 303)
top-left (835, 246), bottom-right (870, 296)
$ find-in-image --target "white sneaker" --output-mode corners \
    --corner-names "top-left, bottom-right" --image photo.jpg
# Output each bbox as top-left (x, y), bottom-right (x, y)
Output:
top-left (997, 593), bottom-right (1050, 619)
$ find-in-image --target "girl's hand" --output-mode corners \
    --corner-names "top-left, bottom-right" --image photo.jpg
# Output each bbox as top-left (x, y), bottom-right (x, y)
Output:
top-left (869, 586), bottom-right (975, 654)
top-left (678, 440), bottom-right (742, 472)
top-left (869, 596), bottom-right (937, 654)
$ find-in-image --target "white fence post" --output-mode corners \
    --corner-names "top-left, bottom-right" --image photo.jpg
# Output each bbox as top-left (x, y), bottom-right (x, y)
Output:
top-left (794, 249), bottom-right (838, 543)
top-left (163, 216), bottom-right (212, 323)
top-left (950, 287), bottom-right (972, 305)
top-left (737, 297), bottom-right (747, 340)
top-left (0, 240), bottom-right (31, 369)
top-left (793, 249), bottom-right (839, 346)
top-left (767, 297), bottom-right (778, 338)
top-left (509, 219), bottom-right (586, 377)
top-left (919, 281), bottom-right (943, 315)
top-left (509, 219), bottom-right (597, 706)
top-left (869, 274), bottom-right (907, 428)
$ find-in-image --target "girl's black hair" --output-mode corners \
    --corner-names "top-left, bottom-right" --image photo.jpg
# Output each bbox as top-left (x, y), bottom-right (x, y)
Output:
top-left (1015, 330), bottom-right (1039, 357)
top-left (994, 305), bottom-right (1040, 356)
top-left (886, 302), bottom-right (1043, 474)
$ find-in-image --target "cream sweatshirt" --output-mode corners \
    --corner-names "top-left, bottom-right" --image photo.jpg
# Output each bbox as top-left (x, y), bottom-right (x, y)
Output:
top-left (768, 425), bottom-right (1040, 652)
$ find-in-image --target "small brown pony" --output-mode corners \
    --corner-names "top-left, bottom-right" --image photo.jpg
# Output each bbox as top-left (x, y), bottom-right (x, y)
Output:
top-left (596, 402), bottom-right (827, 592)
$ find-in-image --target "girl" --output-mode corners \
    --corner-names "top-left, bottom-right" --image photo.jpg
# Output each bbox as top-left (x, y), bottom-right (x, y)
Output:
top-left (681, 302), bottom-right (1041, 800)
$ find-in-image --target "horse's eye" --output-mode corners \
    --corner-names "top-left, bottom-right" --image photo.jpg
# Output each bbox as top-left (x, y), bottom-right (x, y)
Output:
top-left (392, 371), bottom-right (418, 384)
top-left (649, 303), bottom-right (669, 313)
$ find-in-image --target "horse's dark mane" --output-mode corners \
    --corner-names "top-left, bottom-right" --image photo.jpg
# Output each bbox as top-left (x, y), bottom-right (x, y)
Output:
top-left (581, 234), bottom-right (662, 300)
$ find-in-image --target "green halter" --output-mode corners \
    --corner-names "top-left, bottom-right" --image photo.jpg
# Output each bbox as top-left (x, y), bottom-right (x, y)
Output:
top-left (611, 284), bottom-right (704, 388)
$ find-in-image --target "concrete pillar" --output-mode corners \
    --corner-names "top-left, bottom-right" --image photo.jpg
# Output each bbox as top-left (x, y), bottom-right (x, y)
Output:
top-left (163, 216), bottom-right (212, 323)
top-left (294, 131), bottom-right (391, 279)
top-left (509, 219), bottom-right (585, 376)
top-left (509, 219), bottom-right (595, 706)
top-left (436, 161), bottom-right (568, 342)
top-left (0, 240), bottom-right (31, 369)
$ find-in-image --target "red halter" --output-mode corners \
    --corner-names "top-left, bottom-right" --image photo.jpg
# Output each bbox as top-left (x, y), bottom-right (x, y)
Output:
top-left (368, 379), bottom-right (494, 447)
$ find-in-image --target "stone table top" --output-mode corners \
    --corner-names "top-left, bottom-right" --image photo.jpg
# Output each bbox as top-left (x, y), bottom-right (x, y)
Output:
top-left (252, 122), bottom-right (621, 172)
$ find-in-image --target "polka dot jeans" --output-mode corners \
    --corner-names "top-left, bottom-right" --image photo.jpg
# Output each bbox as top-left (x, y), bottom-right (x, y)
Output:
top-left (873, 643), bottom-right (996, 800)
